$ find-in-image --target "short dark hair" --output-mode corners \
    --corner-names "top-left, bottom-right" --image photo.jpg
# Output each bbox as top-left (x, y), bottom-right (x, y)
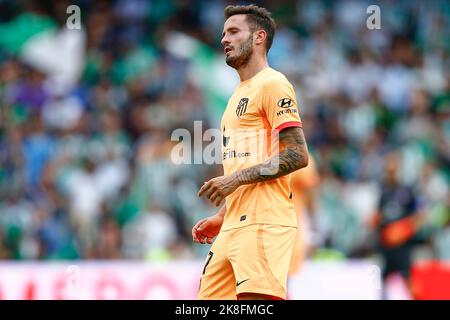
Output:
top-left (224, 4), bottom-right (276, 53)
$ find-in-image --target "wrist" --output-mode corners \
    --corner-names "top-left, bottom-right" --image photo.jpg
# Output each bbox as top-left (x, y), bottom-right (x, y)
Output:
top-left (216, 205), bottom-right (226, 219)
top-left (214, 213), bottom-right (225, 223)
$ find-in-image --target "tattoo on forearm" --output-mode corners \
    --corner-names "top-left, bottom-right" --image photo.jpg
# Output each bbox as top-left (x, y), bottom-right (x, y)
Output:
top-left (234, 127), bottom-right (308, 185)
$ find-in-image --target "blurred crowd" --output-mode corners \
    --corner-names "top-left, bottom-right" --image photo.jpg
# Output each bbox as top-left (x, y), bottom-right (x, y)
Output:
top-left (0, 0), bottom-right (449, 265)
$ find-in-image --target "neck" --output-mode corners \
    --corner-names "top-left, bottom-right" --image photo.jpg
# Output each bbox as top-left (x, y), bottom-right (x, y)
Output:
top-left (236, 53), bottom-right (269, 82)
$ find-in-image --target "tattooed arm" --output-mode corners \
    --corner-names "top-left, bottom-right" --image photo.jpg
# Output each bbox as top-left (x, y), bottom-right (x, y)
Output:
top-left (198, 127), bottom-right (309, 206)
top-left (233, 126), bottom-right (309, 185)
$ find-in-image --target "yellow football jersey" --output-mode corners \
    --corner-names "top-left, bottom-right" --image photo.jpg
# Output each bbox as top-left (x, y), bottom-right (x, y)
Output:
top-left (221, 67), bottom-right (303, 231)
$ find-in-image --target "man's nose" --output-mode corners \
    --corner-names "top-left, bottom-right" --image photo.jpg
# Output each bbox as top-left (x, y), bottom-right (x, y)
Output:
top-left (221, 36), bottom-right (230, 47)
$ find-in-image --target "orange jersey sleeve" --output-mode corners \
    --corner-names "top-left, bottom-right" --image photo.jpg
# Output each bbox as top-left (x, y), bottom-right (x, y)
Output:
top-left (260, 78), bottom-right (303, 131)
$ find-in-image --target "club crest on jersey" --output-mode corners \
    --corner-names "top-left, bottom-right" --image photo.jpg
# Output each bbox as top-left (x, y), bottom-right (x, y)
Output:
top-left (277, 98), bottom-right (293, 108)
top-left (236, 98), bottom-right (249, 117)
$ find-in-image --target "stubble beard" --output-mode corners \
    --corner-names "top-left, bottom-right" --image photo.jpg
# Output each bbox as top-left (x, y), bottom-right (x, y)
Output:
top-left (225, 35), bottom-right (254, 69)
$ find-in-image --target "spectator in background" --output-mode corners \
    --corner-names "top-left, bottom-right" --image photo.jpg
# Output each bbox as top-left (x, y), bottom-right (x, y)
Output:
top-left (369, 152), bottom-right (426, 298)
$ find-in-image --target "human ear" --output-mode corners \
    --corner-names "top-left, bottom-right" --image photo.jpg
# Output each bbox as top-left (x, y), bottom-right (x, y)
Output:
top-left (254, 29), bottom-right (267, 46)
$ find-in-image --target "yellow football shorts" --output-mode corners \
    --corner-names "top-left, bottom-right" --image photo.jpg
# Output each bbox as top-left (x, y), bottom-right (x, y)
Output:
top-left (197, 223), bottom-right (297, 300)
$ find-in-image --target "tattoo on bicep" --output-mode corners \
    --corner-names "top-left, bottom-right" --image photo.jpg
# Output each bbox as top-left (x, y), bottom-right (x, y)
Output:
top-left (235, 127), bottom-right (308, 185)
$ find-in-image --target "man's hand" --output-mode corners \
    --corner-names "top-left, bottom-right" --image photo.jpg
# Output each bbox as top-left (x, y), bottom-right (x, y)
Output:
top-left (198, 175), bottom-right (239, 207)
top-left (192, 214), bottom-right (224, 244)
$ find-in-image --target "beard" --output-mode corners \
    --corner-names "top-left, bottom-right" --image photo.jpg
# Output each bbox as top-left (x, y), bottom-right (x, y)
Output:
top-left (225, 35), bottom-right (254, 69)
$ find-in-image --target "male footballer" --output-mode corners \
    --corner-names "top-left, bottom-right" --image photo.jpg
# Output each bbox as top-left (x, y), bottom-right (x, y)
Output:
top-left (193, 5), bottom-right (309, 300)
